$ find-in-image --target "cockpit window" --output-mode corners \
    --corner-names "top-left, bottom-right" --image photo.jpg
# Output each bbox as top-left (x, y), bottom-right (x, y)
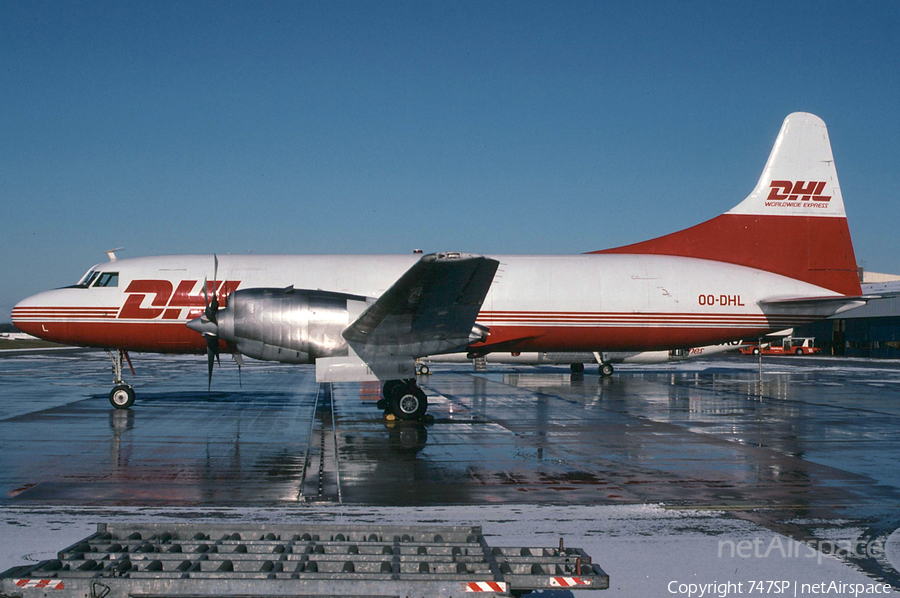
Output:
top-left (77, 271), bottom-right (100, 288)
top-left (93, 272), bottom-right (119, 287)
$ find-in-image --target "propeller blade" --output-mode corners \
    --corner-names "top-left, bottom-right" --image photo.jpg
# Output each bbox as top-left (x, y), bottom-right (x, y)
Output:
top-left (202, 281), bottom-right (219, 325)
top-left (210, 254), bottom-right (220, 315)
top-left (206, 335), bottom-right (218, 394)
top-left (233, 352), bottom-right (244, 388)
top-left (203, 256), bottom-right (221, 323)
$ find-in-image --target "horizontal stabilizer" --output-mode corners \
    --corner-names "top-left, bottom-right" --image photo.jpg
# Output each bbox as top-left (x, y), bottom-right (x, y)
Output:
top-left (759, 294), bottom-right (875, 317)
top-left (759, 295), bottom-right (880, 305)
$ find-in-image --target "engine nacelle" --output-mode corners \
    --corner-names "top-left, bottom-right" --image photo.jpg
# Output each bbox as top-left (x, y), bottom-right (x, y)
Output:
top-left (215, 288), bottom-right (370, 364)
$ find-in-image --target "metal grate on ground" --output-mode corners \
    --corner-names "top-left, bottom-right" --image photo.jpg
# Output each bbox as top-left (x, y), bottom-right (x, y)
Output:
top-left (0, 523), bottom-right (608, 597)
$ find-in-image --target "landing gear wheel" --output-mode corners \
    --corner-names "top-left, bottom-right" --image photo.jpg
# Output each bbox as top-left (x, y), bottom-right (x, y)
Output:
top-left (599, 363), bottom-right (614, 377)
top-left (417, 364), bottom-right (431, 375)
top-left (570, 363), bottom-right (585, 374)
top-left (382, 380), bottom-right (404, 400)
top-left (109, 384), bottom-right (135, 409)
top-left (391, 386), bottom-right (428, 421)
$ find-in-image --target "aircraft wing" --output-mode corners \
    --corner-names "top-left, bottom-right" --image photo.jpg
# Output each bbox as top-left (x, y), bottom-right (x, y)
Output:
top-left (344, 252), bottom-right (499, 350)
top-left (317, 252), bottom-right (499, 382)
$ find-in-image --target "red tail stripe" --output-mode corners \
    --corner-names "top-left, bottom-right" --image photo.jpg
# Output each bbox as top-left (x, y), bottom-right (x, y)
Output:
top-left (593, 214), bottom-right (861, 296)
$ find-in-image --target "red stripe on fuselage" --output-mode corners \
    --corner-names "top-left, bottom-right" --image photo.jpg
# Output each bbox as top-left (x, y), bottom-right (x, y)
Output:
top-left (12, 320), bottom-right (210, 353)
top-left (15, 317), bottom-right (779, 354)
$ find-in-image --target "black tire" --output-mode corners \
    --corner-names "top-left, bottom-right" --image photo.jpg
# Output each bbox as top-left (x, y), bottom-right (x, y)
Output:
top-left (752, 347), bottom-right (761, 355)
top-left (599, 363), bottom-right (614, 377)
top-left (109, 384), bottom-right (135, 409)
top-left (795, 348), bottom-right (804, 355)
top-left (418, 364), bottom-right (431, 375)
top-left (382, 380), bottom-right (404, 400)
top-left (570, 363), bottom-right (585, 374)
top-left (391, 386), bottom-right (428, 421)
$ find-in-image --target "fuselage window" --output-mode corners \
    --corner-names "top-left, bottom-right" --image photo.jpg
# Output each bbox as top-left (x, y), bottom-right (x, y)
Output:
top-left (93, 272), bottom-right (119, 287)
top-left (79, 271), bottom-right (100, 288)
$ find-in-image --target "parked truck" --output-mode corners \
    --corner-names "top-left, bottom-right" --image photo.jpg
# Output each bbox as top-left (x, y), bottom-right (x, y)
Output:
top-left (740, 336), bottom-right (821, 356)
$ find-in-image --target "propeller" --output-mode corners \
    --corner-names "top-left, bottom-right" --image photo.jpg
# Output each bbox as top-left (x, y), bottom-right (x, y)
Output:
top-left (187, 255), bottom-right (246, 393)
top-left (188, 255), bottom-right (223, 393)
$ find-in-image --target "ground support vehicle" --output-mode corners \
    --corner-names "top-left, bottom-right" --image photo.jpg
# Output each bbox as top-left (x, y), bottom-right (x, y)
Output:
top-left (1, 523), bottom-right (608, 597)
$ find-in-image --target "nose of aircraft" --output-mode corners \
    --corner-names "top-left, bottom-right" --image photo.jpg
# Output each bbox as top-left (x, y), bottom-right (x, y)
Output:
top-left (11, 292), bottom-right (50, 339)
top-left (10, 288), bottom-right (103, 344)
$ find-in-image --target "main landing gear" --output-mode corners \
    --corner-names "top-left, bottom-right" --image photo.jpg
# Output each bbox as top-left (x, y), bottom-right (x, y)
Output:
top-left (569, 361), bottom-right (614, 377)
top-left (378, 379), bottom-right (429, 421)
top-left (106, 349), bottom-right (136, 409)
top-left (591, 351), bottom-right (614, 378)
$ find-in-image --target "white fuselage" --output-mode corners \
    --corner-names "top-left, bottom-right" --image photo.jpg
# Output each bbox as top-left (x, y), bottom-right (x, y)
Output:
top-left (12, 252), bottom-right (839, 355)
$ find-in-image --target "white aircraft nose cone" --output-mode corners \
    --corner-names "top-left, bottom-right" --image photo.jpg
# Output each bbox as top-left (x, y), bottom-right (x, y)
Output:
top-left (10, 290), bottom-right (67, 341)
top-left (10, 298), bottom-right (30, 330)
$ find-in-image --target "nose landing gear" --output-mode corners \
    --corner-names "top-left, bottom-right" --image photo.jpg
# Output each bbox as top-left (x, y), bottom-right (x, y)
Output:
top-left (106, 349), bottom-right (136, 409)
top-left (109, 384), bottom-right (135, 409)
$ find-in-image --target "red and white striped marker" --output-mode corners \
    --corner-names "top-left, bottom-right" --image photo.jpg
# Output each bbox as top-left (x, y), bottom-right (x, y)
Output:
top-left (15, 580), bottom-right (66, 590)
top-left (464, 580), bottom-right (508, 592)
top-left (550, 576), bottom-right (592, 587)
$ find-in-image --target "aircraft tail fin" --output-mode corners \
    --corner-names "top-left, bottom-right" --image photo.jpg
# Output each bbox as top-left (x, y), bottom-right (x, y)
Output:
top-left (595, 112), bottom-right (861, 296)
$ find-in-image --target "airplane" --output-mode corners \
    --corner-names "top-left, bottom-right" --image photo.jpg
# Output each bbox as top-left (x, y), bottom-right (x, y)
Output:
top-left (12, 113), bottom-right (869, 421)
top-left (419, 341), bottom-right (746, 375)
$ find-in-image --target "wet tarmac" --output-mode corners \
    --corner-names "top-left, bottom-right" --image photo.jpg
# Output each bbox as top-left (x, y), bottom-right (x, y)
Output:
top-left (2, 351), bottom-right (900, 584)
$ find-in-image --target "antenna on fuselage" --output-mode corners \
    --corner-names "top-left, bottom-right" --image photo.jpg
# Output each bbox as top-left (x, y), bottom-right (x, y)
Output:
top-left (105, 247), bottom-right (125, 262)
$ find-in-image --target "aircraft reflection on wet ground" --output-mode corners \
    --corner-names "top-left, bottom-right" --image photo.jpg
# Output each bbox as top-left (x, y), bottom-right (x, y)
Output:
top-left (2, 352), bottom-right (900, 582)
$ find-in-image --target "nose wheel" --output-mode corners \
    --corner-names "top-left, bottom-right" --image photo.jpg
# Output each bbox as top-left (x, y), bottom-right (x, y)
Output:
top-left (106, 349), bottom-right (137, 409)
top-left (109, 384), bottom-right (136, 409)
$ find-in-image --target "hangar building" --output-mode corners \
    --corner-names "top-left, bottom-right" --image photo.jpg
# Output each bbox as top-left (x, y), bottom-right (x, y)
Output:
top-left (795, 272), bottom-right (900, 358)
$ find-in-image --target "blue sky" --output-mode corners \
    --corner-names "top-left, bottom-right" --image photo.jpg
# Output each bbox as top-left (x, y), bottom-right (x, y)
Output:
top-left (3, 1), bottom-right (899, 320)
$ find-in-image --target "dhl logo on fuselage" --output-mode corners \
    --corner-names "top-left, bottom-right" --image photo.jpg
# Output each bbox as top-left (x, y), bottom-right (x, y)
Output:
top-left (765, 180), bottom-right (831, 207)
top-left (119, 280), bottom-right (241, 320)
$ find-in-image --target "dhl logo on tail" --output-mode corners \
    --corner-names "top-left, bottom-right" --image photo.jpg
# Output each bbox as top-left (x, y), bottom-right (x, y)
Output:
top-left (766, 181), bottom-right (831, 206)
